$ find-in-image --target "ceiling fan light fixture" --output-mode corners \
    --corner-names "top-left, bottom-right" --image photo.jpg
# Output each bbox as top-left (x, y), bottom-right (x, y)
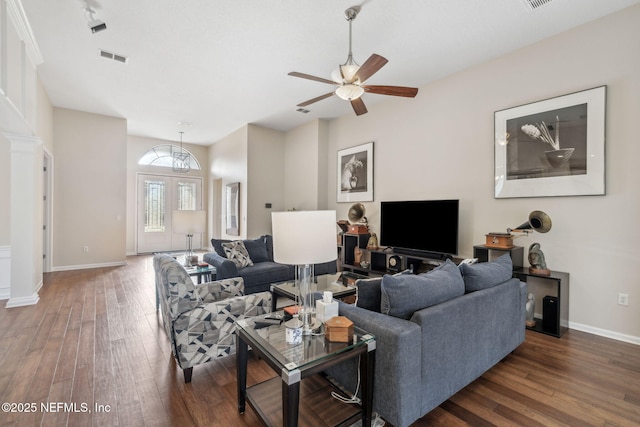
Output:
top-left (335, 84), bottom-right (364, 101)
top-left (331, 64), bottom-right (360, 84)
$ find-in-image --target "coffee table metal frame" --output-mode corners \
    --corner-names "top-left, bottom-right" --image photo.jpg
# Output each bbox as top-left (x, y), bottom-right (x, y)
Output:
top-left (236, 315), bottom-right (376, 427)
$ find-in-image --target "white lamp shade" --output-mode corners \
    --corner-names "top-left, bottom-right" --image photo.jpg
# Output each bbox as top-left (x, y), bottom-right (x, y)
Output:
top-left (272, 210), bottom-right (337, 265)
top-left (172, 210), bottom-right (206, 234)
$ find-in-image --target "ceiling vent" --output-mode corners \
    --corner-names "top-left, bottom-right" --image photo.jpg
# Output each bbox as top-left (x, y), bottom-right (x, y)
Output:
top-left (99, 49), bottom-right (128, 64)
top-left (521, 0), bottom-right (553, 10)
top-left (296, 108), bottom-right (310, 114)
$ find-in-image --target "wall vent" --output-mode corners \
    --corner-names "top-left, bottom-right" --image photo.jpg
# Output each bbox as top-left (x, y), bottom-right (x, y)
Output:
top-left (521, 0), bottom-right (553, 10)
top-left (296, 108), bottom-right (310, 114)
top-left (99, 49), bottom-right (128, 64)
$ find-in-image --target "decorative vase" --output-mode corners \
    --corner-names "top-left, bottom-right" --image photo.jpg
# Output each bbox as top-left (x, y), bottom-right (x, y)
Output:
top-left (545, 148), bottom-right (575, 168)
top-left (349, 176), bottom-right (358, 188)
top-left (525, 293), bottom-right (536, 327)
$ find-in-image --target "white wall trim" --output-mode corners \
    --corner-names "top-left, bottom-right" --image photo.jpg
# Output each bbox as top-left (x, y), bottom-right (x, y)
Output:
top-left (569, 321), bottom-right (640, 346)
top-left (5, 290), bottom-right (39, 307)
top-left (0, 246), bottom-right (10, 300)
top-left (51, 261), bottom-right (127, 272)
top-left (6, 0), bottom-right (43, 65)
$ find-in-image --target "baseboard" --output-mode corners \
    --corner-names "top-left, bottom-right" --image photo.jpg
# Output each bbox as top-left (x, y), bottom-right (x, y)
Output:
top-left (6, 291), bottom-right (40, 308)
top-left (51, 260), bottom-right (128, 272)
top-left (569, 321), bottom-right (640, 346)
top-left (0, 246), bottom-right (10, 300)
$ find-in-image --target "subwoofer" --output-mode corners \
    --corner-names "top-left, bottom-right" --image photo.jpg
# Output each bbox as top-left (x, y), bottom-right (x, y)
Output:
top-left (542, 295), bottom-right (558, 334)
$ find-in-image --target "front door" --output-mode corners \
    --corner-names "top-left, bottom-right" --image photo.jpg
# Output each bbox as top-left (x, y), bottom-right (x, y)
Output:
top-left (136, 174), bottom-right (203, 253)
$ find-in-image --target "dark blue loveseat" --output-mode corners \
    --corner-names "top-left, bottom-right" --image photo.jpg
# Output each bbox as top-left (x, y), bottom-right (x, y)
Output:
top-left (203, 235), bottom-right (337, 295)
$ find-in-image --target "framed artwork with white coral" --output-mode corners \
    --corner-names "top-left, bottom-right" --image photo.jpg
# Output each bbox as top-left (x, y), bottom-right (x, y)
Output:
top-left (494, 86), bottom-right (606, 198)
top-left (337, 142), bottom-right (374, 202)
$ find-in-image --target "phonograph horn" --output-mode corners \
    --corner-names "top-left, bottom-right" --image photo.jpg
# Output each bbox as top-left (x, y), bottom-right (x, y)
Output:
top-left (348, 203), bottom-right (367, 224)
top-left (508, 210), bottom-right (552, 233)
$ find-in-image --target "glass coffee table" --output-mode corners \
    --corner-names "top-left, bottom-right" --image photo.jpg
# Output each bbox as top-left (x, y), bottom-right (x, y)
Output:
top-left (236, 314), bottom-right (376, 427)
top-left (270, 271), bottom-right (366, 312)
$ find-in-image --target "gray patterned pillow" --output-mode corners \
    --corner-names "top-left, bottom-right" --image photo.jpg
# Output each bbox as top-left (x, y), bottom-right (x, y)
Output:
top-left (222, 240), bottom-right (254, 268)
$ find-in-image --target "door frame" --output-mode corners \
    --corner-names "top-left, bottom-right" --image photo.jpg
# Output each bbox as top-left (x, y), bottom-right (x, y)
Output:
top-left (43, 148), bottom-right (53, 273)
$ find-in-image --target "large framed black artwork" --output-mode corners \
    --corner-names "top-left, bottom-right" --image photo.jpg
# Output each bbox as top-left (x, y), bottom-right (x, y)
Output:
top-left (337, 142), bottom-right (374, 203)
top-left (494, 86), bottom-right (606, 198)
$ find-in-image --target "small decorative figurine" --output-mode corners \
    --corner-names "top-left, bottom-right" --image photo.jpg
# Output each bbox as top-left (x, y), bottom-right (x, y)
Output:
top-left (525, 293), bottom-right (536, 327)
top-left (354, 247), bottom-right (363, 264)
top-left (528, 242), bottom-right (550, 275)
top-left (366, 233), bottom-right (378, 249)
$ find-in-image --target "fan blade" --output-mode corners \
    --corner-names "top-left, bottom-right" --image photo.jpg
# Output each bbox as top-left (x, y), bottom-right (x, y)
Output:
top-left (288, 72), bottom-right (337, 85)
top-left (350, 97), bottom-right (368, 116)
top-left (354, 54), bottom-right (388, 83)
top-left (297, 92), bottom-right (335, 107)
top-left (364, 85), bottom-right (419, 98)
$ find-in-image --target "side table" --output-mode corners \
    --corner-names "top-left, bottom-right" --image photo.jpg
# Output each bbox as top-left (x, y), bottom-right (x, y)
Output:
top-left (513, 267), bottom-right (569, 337)
top-left (236, 314), bottom-right (376, 426)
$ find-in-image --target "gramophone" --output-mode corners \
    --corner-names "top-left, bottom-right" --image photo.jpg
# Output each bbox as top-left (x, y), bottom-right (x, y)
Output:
top-left (346, 203), bottom-right (369, 234)
top-left (485, 210), bottom-right (552, 249)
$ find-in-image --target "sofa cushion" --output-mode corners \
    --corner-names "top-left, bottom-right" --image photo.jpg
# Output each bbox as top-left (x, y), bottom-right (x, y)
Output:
top-left (243, 237), bottom-right (270, 263)
top-left (222, 240), bottom-right (254, 268)
top-left (380, 259), bottom-right (465, 319)
top-left (263, 235), bottom-right (275, 261)
top-left (355, 270), bottom-right (411, 312)
top-left (239, 262), bottom-right (290, 291)
top-left (211, 238), bottom-right (231, 258)
top-left (459, 253), bottom-right (513, 292)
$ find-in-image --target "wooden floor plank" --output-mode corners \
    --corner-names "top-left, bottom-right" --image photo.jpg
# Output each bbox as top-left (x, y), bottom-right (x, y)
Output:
top-left (0, 254), bottom-right (638, 427)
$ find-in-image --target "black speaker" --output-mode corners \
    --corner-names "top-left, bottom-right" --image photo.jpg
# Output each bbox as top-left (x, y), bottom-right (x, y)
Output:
top-left (542, 295), bottom-right (558, 334)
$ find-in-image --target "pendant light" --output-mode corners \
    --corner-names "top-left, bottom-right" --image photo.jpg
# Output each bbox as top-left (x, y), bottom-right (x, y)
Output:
top-left (172, 131), bottom-right (191, 173)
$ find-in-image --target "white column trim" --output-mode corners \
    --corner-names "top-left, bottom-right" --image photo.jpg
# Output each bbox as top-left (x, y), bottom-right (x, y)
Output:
top-left (0, 246), bottom-right (10, 300)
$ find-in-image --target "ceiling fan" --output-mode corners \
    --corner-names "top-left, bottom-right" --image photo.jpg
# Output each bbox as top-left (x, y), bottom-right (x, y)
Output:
top-left (288, 6), bottom-right (419, 116)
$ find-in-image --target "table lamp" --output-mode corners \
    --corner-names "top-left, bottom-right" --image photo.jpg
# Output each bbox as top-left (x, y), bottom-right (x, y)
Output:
top-left (272, 210), bottom-right (337, 335)
top-left (172, 210), bottom-right (206, 267)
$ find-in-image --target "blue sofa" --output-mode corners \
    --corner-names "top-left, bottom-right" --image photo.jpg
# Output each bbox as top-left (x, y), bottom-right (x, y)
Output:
top-left (203, 235), bottom-right (337, 295)
top-left (325, 255), bottom-right (526, 427)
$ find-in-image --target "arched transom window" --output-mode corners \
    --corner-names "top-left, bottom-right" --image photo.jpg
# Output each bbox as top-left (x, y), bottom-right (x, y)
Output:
top-left (138, 145), bottom-right (201, 170)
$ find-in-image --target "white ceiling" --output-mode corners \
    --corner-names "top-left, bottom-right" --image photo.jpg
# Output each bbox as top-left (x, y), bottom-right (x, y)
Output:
top-left (21, 0), bottom-right (639, 145)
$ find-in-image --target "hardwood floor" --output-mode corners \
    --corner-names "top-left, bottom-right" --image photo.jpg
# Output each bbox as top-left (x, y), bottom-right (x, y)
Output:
top-left (1, 254), bottom-right (638, 426)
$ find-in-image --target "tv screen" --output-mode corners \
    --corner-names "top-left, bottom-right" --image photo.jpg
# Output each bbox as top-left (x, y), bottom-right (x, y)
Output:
top-left (380, 199), bottom-right (459, 256)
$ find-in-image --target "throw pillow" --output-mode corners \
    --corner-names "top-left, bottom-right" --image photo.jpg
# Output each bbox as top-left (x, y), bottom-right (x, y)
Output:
top-left (355, 277), bottom-right (383, 312)
top-left (243, 237), bottom-right (269, 263)
top-left (355, 269), bottom-right (412, 312)
top-left (221, 241), bottom-right (254, 268)
top-left (380, 259), bottom-right (465, 319)
top-left (459, 253), bottom-right (513, 292)
top-left (211, 238), bottom-right (231, 258)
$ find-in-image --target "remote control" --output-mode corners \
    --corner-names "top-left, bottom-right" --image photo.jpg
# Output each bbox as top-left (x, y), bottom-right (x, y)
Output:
top-left (253, 318), bottom-right (282, 328)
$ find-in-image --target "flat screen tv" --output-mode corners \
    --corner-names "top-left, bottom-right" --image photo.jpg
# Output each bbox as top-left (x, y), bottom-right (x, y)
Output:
top-left (380, 199), bottom-right (459, 257)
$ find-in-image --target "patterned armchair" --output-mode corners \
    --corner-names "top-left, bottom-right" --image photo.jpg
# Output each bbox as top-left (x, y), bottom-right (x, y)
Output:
top-left (153, 254), bottom-right (272, 382)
